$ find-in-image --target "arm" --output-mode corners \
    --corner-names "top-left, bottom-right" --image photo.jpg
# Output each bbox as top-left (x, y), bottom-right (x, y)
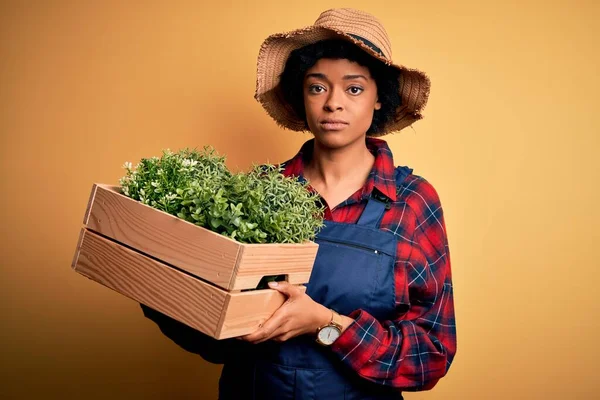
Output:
top-left (140, 303), bottom-right (249, 364)
top-left (331, 178), bottom-right (457, 391)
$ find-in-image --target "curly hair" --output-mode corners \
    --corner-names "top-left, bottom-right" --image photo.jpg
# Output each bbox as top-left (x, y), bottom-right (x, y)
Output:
top-left (278, 39), bottom-right (401, 136)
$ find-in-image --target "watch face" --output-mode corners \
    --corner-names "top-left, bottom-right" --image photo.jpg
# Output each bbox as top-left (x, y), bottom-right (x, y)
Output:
top-left (317, 326), bottom-right (341, 345)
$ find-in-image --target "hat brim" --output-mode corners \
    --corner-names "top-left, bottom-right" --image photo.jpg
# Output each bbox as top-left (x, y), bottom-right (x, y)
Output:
top-left (254, 26), bottom-right (431, 136)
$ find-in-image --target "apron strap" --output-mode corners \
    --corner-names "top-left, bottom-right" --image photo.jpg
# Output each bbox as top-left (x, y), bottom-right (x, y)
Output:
top-left (356, 195), bottom-right (388, 227)
top-left (394, 165), bottom-right (413, 187)
top-left (356, 166), bottom-right (414, 228)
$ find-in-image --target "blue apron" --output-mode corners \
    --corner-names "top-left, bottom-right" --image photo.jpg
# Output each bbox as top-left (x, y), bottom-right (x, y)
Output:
top-left (218, 166), bottom-right (413, 400)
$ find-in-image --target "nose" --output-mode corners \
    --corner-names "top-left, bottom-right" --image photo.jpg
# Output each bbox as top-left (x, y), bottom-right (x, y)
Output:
top-left (323, 87), bottom-right (344, 112)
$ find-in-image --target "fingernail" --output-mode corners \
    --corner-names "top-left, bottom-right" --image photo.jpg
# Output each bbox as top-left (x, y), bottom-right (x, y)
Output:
top-left (268, 281), bottom-right (278, 287)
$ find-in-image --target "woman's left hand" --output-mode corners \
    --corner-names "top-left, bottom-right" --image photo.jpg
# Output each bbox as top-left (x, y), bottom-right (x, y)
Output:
top-left (240, 281), bottom-right (331, 344)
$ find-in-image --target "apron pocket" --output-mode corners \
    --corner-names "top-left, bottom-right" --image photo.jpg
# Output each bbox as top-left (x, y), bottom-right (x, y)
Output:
top-left (253, 361), bottom-right (296, 400)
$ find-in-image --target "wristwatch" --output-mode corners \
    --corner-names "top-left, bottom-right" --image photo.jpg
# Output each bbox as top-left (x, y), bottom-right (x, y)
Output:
top-left (316, 309), bottom-right (343, 346)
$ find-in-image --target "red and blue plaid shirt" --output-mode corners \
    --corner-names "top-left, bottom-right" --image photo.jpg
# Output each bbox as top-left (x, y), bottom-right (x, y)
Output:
top-left (280, 137), bottom-right (457, 392)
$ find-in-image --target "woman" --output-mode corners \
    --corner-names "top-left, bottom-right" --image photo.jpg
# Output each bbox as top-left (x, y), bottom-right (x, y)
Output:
top-left (141, 8), bottom-right (457, 399)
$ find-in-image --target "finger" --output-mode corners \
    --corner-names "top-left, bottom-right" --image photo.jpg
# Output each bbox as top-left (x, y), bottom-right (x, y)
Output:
top-left (242, 305), bottom-right (290, 343)
top-left (268, 281), bottom-right (302, 298)
top-left (239, 284), bottom-right (298, 343)
top-left (254, 323), bottom-right (289, 344)
top-left (271, 329), bottom-right (298, 343)
top-left (241, 317), bottom-right (283, 343)
top-left (244, 324), bottom-right (278, 344)
top-left (240, 324), bottom-right (267, 342)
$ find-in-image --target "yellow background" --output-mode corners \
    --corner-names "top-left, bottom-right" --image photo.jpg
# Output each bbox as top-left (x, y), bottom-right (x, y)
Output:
top-left (1, 0), bottom-right (598, 399)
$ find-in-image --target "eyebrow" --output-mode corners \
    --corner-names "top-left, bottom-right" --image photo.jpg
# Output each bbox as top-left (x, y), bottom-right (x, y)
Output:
top-left (305, 73), bottom-right (369, 81)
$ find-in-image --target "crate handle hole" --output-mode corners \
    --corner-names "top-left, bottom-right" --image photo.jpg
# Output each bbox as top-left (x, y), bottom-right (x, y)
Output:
top-left (255, 274), bottom-right (289, 290)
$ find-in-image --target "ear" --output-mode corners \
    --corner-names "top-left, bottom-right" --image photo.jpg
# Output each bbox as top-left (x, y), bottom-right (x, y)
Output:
top-left (374, 100), bottom-right (382, 111)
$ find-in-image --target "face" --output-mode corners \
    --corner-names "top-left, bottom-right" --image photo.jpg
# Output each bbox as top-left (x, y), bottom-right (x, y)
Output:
top-left (303, 58), bottom-right (381, 149)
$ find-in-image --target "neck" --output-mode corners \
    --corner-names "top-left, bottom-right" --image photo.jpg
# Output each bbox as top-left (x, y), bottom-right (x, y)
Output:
top-left (305, 138), bottom-right (374, 187)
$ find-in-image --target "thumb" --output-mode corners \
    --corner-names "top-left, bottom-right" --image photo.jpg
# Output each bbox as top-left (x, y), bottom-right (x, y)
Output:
top-left (268, 280), bottom-right (298, 297)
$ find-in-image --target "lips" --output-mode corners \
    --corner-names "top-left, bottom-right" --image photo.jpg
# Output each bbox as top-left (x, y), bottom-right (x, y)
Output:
top-left (320, 119), bottom-right (348, 131)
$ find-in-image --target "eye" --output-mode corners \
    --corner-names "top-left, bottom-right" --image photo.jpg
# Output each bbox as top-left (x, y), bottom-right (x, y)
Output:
top-left (308, 84), bottom-right (326, 94)
top-left (347, 86), bottom-right (364, 95)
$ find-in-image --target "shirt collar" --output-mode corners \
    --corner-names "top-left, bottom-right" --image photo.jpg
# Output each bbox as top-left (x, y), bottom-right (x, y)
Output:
top-left (281, 137), bottom-right (397, 203)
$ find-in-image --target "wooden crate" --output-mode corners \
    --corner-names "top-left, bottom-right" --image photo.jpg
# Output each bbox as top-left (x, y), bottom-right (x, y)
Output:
top-left (71, 183), bottom-right (318, 339)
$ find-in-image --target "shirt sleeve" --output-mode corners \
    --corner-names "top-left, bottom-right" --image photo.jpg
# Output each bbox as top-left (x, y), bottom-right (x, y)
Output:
top-left (140, 303), bottom-right (250, 364)
top-left (331, 177), bottom-right (457, 391)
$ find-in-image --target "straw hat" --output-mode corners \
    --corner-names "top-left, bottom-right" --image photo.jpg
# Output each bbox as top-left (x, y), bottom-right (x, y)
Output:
top-left (254, 8), bottom-right (431, 136)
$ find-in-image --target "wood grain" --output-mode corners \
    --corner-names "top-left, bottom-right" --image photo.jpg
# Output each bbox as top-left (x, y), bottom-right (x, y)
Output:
top-left (232, 243), bottom-right (318, 290)
top-left (216, 285), bottom-right (307, 339)
top-left (71, 226), bottom-right (85, 270)
top-left (83, 183), bottom-right (98, 225)
top-left (73, 228), bottom-right (226, 337)
top-left (72, 228), bottom-right (296, 339)
top-left (85, 184), bottom-right (240, 290)
top-left (82, 183), bottom-right (319, 291)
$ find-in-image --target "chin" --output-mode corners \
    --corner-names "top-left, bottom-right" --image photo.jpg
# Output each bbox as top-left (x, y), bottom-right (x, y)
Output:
top-left (312, 130), bottom-right (365, 150)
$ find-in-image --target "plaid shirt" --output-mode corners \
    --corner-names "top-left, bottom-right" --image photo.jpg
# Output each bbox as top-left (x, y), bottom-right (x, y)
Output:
top-left (280, 137), bottom-right (457, 392)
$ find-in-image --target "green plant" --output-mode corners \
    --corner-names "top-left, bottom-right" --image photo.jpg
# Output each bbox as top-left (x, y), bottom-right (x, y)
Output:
top-left (118, 146), bottom-right (325, 244)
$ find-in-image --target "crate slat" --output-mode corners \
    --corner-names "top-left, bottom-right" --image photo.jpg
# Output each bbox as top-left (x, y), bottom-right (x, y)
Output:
top-left (217, 285), bottom-right (306, 338)
top-left (85, 184), bottom-right (239, 290)
top-left (232, 245), bottom-right (316, 290)
top-left (83, 184), bottom-right (318, 291)
top-left (72, 228), bottom-right (299, 339)
top-left (73, 228), bottom-right (225, 336)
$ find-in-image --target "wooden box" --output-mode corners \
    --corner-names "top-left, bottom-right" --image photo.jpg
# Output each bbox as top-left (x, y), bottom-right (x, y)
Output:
top-left (71, 183), bottom-right (318, 339)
